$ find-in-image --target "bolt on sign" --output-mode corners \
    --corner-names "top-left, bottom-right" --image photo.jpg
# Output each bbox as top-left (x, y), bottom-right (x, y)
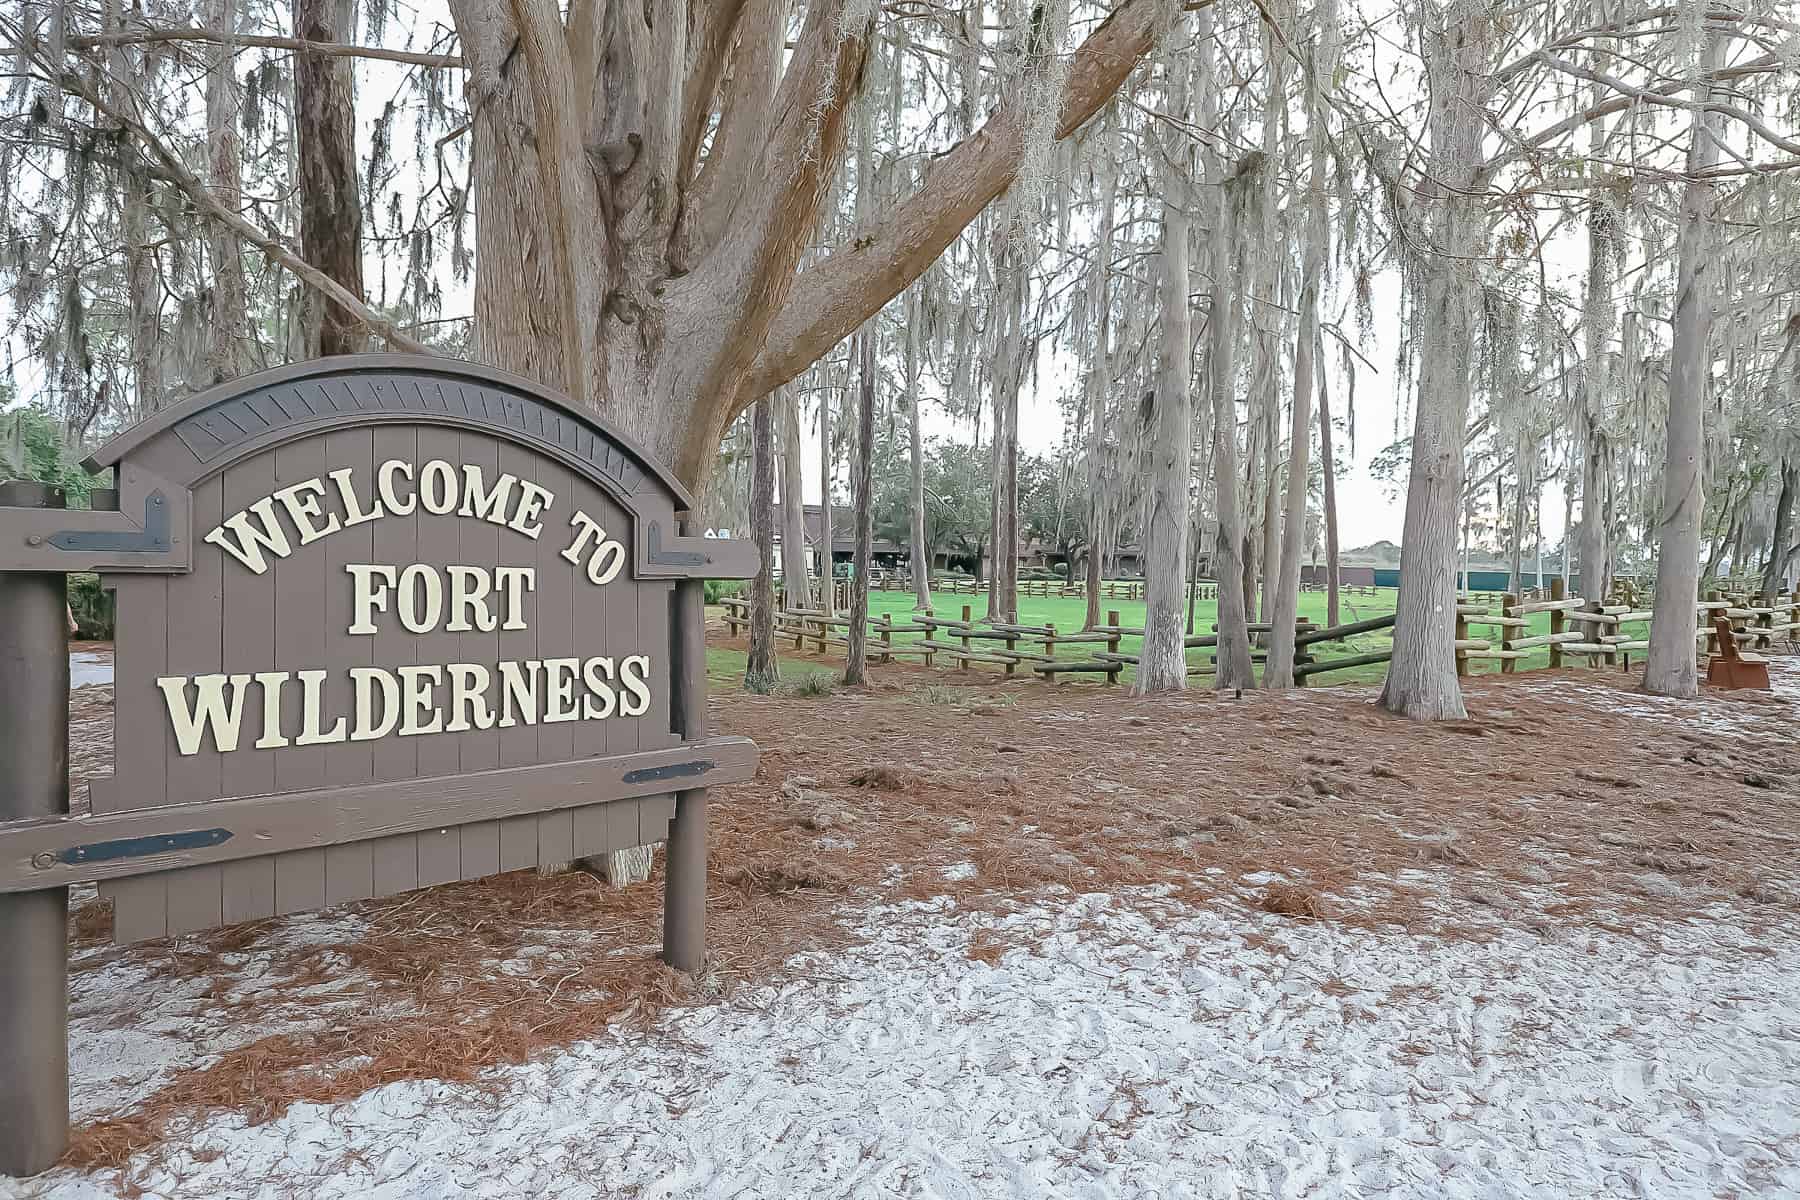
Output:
top-left (0, 356), bottom-right (759, 1177)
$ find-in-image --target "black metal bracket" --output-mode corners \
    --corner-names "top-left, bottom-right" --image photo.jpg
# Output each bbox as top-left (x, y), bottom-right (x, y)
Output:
top-left (622, 759), bottom-right (714, 785)
top-left (645, 520), bottom-right (708, 567)
top-left (48, 490), bottom-right (172, 555)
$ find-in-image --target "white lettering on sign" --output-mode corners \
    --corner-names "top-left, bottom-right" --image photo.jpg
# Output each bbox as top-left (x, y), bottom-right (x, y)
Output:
top-left (155, 655), bottom-right (657, 756)
top-left (206, 461), bottom-right (573, 575)
top-left (182, 459), bottom-right (661, 757)
top-left (559, 510), bottom-right (627, 585)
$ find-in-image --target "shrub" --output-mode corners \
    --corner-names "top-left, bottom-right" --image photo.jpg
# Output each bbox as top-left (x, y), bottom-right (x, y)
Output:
top-left (704, 579), bottom-right (745, 604)
top-left (68, 573), bottom-right (114, 639)
top-left (788, 672), bottom-right (838, 698)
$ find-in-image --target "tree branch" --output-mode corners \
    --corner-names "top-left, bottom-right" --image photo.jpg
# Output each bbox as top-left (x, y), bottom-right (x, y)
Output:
top-left (746, 0), bottom-right (1172, 404)
top-left (676, 0), bottom-right (784, 269)
top-left (506, 0), bottom-right (598, 396)
top-left (678, 0), bottom-right (751, 182)
top-left (70, 28), bottom-right (462, 68)
top-left (35, 43), bottom-right (428, 353)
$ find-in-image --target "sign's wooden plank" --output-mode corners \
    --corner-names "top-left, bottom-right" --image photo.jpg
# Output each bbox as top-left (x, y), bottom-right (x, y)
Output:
top-left (100, 569), bottom-right (171, 941)
top-left (269, 436), bottom-right (330, 914)
top-left (498, 815), bottom-right (538, 872)
top-left (417, 828), bottom-right (460, 888)
top-left (0, 738), bottom-right (756, 894)
top-left (323, 428), bottom-right (377, 907)
top-left (222, 857), bottom-right (275, 926)
top-left (216, 452), bottom-right (279, 808)
top-left (159, 475), bottom-right (229, 937)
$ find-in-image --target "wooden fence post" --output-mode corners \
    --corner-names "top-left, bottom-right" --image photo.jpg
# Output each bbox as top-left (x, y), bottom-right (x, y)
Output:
top-left (1501, 592), bottom-right (1518, 674)
top-left (1106, 609), bottom-right (1121, 686)
top-left (959, 604), bottom-right (972, 672)
top-left (0, 481), bottom-right (71, 1177)
top-left (1547, 578), bottom-right (1569, 668)
top-left (1455, 607), bottom-right (1469, 677)
top-left (878, 612), bottom-right (893, 663)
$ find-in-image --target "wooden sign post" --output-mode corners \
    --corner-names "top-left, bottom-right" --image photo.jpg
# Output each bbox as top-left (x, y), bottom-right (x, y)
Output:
top-left (0, 356), bottom-right (758, 1176)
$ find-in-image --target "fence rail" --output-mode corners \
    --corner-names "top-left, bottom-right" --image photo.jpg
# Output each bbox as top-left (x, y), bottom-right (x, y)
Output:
top-left (721, 578), bottom-right (1800, 686)
top-left (1295, 578), bottom-right (1800, 682)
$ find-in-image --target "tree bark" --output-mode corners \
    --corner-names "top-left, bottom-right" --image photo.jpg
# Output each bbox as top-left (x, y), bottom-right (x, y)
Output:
top-left (1241, 402), bottom-right (1262, 623)
top-left (845, 332), bottom-right (877, 685)
top-left (1318, 346), bottom-right (1341, 628)
top-left (444, 0), bottom-right (1165, 495)
top-left (1643, 18), bottom-right (1725, 699)
top-left (1258, 392), bottom-right (1281, 626)
top-left (1578, 424), bottom-right (1612, 601)
top-left (203, 0), bottom-right (248, 383)
top-left (778, 386), bottom-right (811, 610)
top-left (1508, 443), bottom-right (1530, 596)
top-left (294, 0), bottom-right (367, 356)
top-left (1266, 3), bottom-right (1335, 687)
top-left (905, 287), bottom-right (931, 609)
top-left (104, 0), bottom-right (162, 418)
top-left (1138, 31), bottom-right (1194, 694)
top-left (1208, 152), bottom-right (1262, 691)
top-left (818, 388), bottom-right (835, 615)
top-left (1762, 459), bottom-right (1797, 596)
top-left (1378, 0), bottom-right (1494, 722)
top-left (999, 268), bottom-right (1023, 625)
top-left (1576, 64), bottom-right (1615, 606)
top-left (746, 397), bottom-right (780, 691)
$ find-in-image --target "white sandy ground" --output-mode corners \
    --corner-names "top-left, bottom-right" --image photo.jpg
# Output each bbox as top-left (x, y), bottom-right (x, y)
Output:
top-left (7, 885), bottom-right (1800, 1200)
top-left (11, 653), bottom-right (1800, 1198)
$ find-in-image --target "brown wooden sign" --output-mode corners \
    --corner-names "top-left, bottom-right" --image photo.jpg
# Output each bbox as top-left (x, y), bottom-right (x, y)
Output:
top-left (0, 355), bottom-right (758, 1176)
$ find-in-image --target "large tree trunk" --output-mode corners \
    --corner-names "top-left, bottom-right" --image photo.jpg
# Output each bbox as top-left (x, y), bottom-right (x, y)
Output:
top-left (448, 0), bottom-right (1164, 493)
top-left (818, 388), bottom-right (836, 615)
top-left (905, 288), bottom-right (931, 610)
top-left (1208, 152), bottom-right (1263, 691)
top-left (1378, 0), bottom-right (1493, 722)
top-left (1258, 393), bottom-right (1281, 626)
top-left (845, 332), bottom-right (877, 684)
top-left (1578, 426), bottom-right (1612, 601)
top-left (294, 0), bottom-right (367, 356)
top-left (1241, 402), bottom-right (1263, 623)
top-left (1577, 71), bottom-right (1615, 605)
top-left (999, 269), bottom-right (1023, 625)
top-left (1267, 5), bottom-right (1335, 686)
top-left (1644, 19), bottom-right (1725, 698)
top-left (1756, 327), bottom-right (1800, 594)
top-left (104, 0), bottom-right (162, 418)
top-left (1509, 441), bottom-right (1531, 594)
top-left (1319, 344), bottom-right (1341, 627)
top-left (746, 398), bottom-right (780, 691)
top-left (203, 0), bottom-right (248, 383)
top-left (778, 386), bottom-right (811, 609)
top-left (1084, 115), bottom-right (1119, 632)
top-left (1137, 31), bottom-right (1194, 695)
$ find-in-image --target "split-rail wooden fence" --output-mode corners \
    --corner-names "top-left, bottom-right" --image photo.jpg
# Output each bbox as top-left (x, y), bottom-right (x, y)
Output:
top-left (719, 576), bottom-right (1800, 685)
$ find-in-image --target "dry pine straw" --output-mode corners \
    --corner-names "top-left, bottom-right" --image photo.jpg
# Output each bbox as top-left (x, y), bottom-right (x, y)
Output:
top-left (61, 659), bottom-right (1800, 1177)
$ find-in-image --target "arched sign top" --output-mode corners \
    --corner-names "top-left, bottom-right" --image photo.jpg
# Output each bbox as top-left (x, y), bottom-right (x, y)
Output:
top-left (86, 354), bottom-right (695, 512)
top-left (3, 354), bottom-right (753, 580)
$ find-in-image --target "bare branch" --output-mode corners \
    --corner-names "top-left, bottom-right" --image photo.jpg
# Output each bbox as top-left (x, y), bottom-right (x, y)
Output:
top-left (26, 36), bottom-right (429, 353)
top-left (748, 0), bottom-right (1173, 403)
top-left (69, 27), bottom-right (463, 68)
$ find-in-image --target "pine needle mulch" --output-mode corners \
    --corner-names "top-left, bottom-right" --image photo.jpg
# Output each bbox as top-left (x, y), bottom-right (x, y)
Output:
top-left (58, 653), bottom-right (1800, 1183)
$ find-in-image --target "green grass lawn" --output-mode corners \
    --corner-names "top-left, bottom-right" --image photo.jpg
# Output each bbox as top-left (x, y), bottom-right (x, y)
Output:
top-left (710, 586), bottom-right (1656, 690)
